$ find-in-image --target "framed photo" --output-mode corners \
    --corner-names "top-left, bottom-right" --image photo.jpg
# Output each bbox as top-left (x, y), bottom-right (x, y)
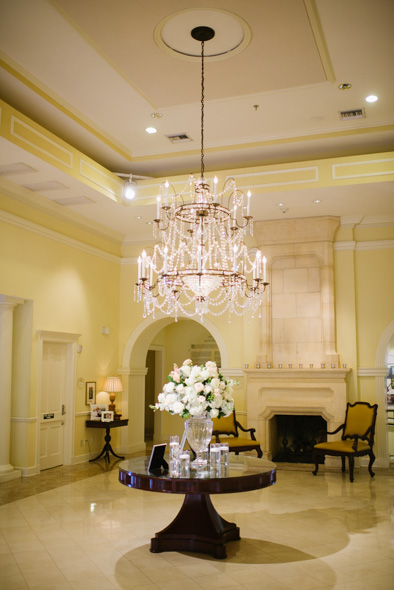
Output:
top-left (90, 404), bottom-right (108, 421)
top-left (86, 381), bottom-right (96, 405)
top-left (148, 443), bottom-right (168, 472)
top-left (101, 410), bottom-right (114, 422)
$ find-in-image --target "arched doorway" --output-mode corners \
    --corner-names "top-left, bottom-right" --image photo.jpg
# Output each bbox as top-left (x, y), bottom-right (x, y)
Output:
top-left (119, 314), bottom-right (229, 455)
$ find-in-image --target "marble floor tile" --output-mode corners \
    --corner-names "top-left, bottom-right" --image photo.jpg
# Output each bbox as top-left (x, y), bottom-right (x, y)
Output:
top-left (0, 459), bottom-right (393, 590)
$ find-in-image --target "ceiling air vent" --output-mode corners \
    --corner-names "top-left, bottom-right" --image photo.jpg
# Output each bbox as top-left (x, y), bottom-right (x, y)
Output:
top-left (166, 133), bottom-right (192, 143)
top-left (339, 108), bottom-right (365, 120)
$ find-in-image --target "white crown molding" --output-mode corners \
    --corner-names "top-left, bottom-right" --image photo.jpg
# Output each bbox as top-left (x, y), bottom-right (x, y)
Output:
top-left (335, 239), bottom-right (394, 252)
top-left (358, 367), bottom-right (388, 377)
top-left (0, 209), bottom-right (121, 264)
top-left (334, 241), bottom-right (355, 251)
top-left (356, 240), bottom-right (394, 251)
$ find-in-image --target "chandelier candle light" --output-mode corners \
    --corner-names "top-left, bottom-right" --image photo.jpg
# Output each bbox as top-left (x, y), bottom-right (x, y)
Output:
top-left (135, 26), bottom-right (268, 320)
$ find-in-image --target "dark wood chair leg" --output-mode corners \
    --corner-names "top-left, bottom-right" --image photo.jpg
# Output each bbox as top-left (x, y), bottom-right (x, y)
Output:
top-left (256, 447), bottom-right (263, 458)
top-left (348, 455), bottom-right (355, 482)
top-left (341, 457), bottom-right (346, 472)
top-left (368, 451), bottom-right (376, 478)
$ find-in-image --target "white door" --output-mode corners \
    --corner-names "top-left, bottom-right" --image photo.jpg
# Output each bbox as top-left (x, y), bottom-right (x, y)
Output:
top-left (40, 342), bottom-right (66, 470)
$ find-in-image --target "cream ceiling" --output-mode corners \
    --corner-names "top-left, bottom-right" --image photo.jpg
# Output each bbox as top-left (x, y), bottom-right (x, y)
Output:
top-left (0, 0), bottom-right (393, 244)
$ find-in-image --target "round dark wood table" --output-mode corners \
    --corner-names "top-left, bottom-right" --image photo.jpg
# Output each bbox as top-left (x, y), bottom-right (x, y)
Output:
top-left (119, 456), bottom-right (276, 559)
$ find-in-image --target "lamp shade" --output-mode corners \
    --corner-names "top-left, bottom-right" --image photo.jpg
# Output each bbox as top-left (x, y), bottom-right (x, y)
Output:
top-left (103, 376), bottom-right (123, 393)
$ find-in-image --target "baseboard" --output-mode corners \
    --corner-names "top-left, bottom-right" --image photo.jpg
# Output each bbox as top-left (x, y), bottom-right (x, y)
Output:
top-left (17, 465), bottom-right (40, 477)
top-left (72, 452), bottom-right (93, 465)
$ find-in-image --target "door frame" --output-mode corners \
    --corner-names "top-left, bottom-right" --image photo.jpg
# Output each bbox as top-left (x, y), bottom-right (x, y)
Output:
top-left (36, 331), bottom-right (80, 468)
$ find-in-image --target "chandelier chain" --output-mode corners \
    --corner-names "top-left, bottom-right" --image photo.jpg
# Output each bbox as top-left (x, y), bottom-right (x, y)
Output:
top-left (201, 39), bottom-right (205, 179)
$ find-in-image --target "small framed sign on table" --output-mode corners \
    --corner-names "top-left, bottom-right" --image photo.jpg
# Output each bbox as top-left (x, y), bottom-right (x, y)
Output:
top-left (148, 444), bottom-right (168, 472)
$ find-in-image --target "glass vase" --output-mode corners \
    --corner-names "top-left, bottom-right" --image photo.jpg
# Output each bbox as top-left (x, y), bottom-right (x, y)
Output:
top-left (184, 413), bottom-right (213, 471)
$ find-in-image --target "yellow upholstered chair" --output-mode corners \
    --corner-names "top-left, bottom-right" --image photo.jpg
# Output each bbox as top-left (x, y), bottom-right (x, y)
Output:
top-left (312, 402), bottom-right (378, 482)
top-left (211, 411), bottom-right (263, 458)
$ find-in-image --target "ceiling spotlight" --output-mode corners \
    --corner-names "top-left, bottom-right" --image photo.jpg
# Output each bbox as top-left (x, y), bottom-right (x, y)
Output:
top-left (338, 83), bottom-right (352, 90)
top-left (151, 112), bottom-right (163, 118)
top-left (136, 216), bottom-right (142, 219)
top-left (365, 95), bottom-right (378, 103)
top-left (124, 176), bottom-right (136, 200)
top-left (277, 202), bottom-right (285, 207)
top-left (146, 126), bottom-right (157, 134)
top-left (313, 199), bottom-right (322, 204)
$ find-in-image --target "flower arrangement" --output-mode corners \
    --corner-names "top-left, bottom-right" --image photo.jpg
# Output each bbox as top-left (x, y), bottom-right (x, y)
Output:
top-left (151, 360), bottom-right (236, 419)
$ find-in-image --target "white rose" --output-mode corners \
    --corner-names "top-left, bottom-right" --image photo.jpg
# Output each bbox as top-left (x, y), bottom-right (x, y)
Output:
top-left (201, 368), bottom-right (210, 381)
top-left (191, 366), bottom-right (202, 379)
top-left (157, 393), bottom-right (166, 403)
top-left (165, 393), bottom-right (177, 406)
top-left (209, 408), bottom-right (219, 418)
top-left (164, 382), bottom-right (175, 393)
top-left (180, 364), bottom-right (191, 377)
top-left (172, 401), bottom-right (185, 415)
top-left (189, 404), bottom-right (204, 416)
top-left (176, 384), bottom-right (185, 394)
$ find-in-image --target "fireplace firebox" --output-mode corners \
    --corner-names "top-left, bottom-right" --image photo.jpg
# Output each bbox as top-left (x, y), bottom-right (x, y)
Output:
top-left (271, 414), bottom-right (327, 463)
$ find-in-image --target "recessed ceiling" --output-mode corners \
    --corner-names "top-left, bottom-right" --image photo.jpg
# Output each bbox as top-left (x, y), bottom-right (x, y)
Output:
top-left (0, 0), bottom-right (393, 244)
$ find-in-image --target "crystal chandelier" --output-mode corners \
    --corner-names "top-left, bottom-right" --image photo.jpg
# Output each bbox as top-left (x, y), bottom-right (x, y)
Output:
top-left (135, 26), bottom-right (268, 320)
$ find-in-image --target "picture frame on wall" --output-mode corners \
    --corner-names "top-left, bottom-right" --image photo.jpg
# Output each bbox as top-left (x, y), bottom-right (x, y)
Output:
top-left (86, 381), bottom-right (96, 405)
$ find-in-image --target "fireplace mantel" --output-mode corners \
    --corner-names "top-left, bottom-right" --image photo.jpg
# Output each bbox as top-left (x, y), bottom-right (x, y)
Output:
top-left (245, 368), bottom-right (350, 461)
top-left (244, 368), bottom-right (350, 380)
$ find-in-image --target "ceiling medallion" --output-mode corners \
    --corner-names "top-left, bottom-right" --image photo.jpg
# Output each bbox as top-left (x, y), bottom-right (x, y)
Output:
top-left (135, 26), bottom-right (268, 321)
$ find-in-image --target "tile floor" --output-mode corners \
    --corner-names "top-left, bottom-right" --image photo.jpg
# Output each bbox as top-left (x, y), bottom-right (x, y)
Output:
top-left (0, 460), bottom-right (393, 590)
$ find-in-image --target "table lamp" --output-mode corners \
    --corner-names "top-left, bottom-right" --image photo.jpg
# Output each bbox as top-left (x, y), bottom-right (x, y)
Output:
top-left (103, 376), bottom-right (123, 414)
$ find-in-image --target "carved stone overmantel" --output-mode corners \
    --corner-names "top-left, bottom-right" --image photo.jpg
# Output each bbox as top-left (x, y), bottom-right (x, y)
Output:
top-left (253, 216), bottom-right (340, 368)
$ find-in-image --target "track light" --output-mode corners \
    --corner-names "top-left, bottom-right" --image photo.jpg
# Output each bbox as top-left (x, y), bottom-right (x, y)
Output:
top-left (124, 176), bottom-right (136, 200)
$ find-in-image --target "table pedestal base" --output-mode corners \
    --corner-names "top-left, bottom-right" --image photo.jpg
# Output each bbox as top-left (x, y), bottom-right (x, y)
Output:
top-left (150, 493), bottom-right (240, 559)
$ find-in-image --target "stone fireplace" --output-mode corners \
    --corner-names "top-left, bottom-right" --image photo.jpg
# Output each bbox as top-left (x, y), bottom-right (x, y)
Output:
top-left (245, 368), bottom-right (349, 462)
top-left (244, 217), bottom-right (348, 464)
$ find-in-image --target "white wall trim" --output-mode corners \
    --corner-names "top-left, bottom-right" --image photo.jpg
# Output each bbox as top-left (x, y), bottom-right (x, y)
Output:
top-left (335, 240), bottom-right (394, 252)
top-left (17, 464), bottom-right (40, 477)
top-left (358, 367), bottom-right (388, 377)
top-left (334, 241), bottom-right (356, 251)
top-left (357, 239), bottom-right (394, 251)
top-left (75, 411), bottom-right (90, 417)
top-left (11, 416), bottom-right (37, 422)
top-left (0, 210), bottom-right (121, 264)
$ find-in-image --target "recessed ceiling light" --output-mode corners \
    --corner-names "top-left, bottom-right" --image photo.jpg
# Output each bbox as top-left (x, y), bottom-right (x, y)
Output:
top-left (277, 202), bottom-right (285, 207)
top-left (136, 216), bottom-right (142, 219)
top-left (145, 126), bottom-right (157, 134)
top-left (151, 112), bottom-right (163, 118)
top-left (313, 199), bottom-right (322, 204)
top-left (146, 221), bottom-right (153, 225)
top-left (365, 95), bottom-right (378, 103)
top-left (338, 83), bottom-right (352, 90)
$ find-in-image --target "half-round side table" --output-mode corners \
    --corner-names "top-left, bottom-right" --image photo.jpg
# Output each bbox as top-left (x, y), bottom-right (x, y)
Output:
top-left (119, 457), bottom-right (276, 559)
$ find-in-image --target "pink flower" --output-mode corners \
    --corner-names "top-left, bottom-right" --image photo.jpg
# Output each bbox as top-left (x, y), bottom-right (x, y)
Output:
top-left (172, 370), bottom-right (180, 383)
top-left (183, 359), bottom-right (192, 365)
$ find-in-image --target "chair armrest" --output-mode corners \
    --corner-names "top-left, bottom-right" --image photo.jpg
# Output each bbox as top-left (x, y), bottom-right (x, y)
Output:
top-left (326, 423), bottom-right (345, 436)
top-left (235, 421), bottom-right (257, 441)
top-left (316, 423), bottom-right (344, 444)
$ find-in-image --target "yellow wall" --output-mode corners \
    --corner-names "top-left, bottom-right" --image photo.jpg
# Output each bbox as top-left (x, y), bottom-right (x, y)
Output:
top-left (2, 191), bottom-right (394, 470)
top-left (0, 211), bottom-right (121, 468)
